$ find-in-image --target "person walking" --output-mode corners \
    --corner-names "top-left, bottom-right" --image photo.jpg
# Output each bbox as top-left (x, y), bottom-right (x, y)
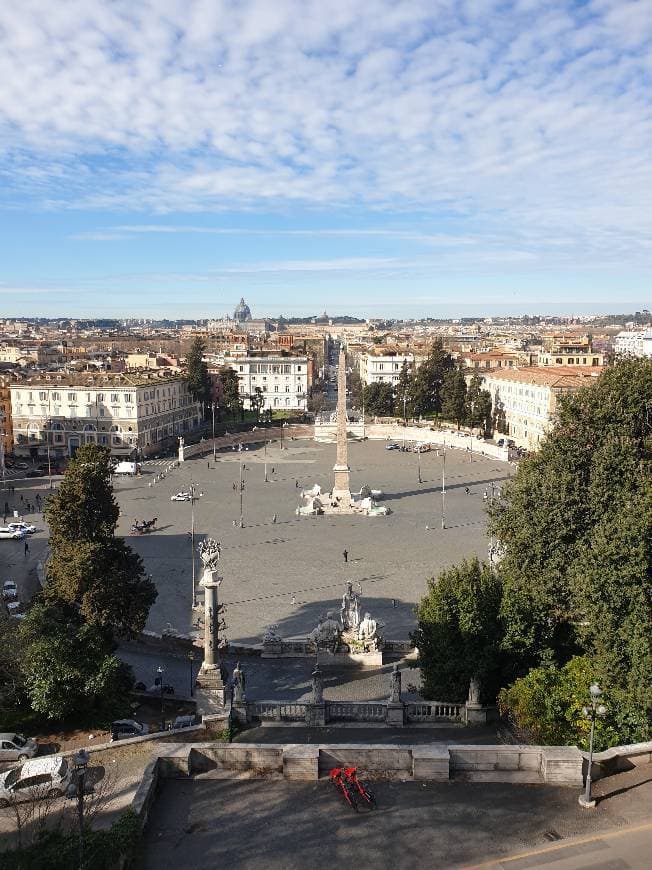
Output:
top-left (24, 540), bottom-right (29, 556)
top-left (343, 549), bottom-right (348, 563)
top-left (464, 487), bottom-right (470, 495)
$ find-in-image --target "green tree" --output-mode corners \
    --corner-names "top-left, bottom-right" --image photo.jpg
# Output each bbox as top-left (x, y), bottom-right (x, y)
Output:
top-left (347, 366), bottom-right (363, 407)
top-left (20, 600), bottom-right (133, 722)
top-left (414, 558), bottom-right (507, 702)
top-left (394, 360), bottom-right (415, 419)
top-left (0, 611), bottom-right (24, 722)
top-left (465, 374), bottom-right (493, 434)
top-left (498, 656), bottom-right (648, 750)
top-left (185, 336), bottom-right (212, 408)
top-left (362, 382), bottom-right (395, 417)
top-left (441, 367), bottom-right (467, 428)
top-left (411, 339), bottom-right (453, 416)
top-left (250, 386), bottom-right (264, 421)
top-left (219, 366), bottom-right (242, 421)
top-left (489, 358), bottom-right (652, 726)
top-left (45, 445), bottom-right (156, 637)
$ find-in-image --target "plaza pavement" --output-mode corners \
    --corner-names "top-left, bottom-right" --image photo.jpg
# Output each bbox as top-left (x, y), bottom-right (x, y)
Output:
top-left (115, 438), bottom-right (510, 645)
top-left (140, 765), bottom-right (652, 870)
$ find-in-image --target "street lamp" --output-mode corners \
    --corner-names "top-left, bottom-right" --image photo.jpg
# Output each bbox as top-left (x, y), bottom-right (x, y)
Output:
top-left (73, 748), bottom-right (90, 869)
top-left (417, 445), bottom-right (422, 484)
top-left (189, 483), bottom-right (202, 608)
top-left (157, 665), bottom-right (166, 732)
top-left (264, 440), bottom-right (269, 482)
top-left (238, 459), bottom-right (246, 528)
top-left (579, 682), bottom-right (607, 808)
top-left (187, 652), bottom-right (196, 697)
top-left (211, 402), bottom-right (217, 463)
top-left (441, 443), bottom-right (446, 529)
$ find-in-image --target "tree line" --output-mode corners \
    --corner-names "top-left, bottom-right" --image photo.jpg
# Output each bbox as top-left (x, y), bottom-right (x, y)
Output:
top-left (360, 339), bottom-right (493, 433)
top-left (414, 357), bottom-right (652, 749)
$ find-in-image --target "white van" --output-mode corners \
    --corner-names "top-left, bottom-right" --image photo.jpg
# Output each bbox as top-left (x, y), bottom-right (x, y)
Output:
top-left (0, 756), bottom-right (72, 806)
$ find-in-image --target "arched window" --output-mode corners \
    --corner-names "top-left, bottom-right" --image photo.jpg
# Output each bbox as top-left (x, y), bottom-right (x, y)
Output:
top-left (83, 423), bottom-right (97, 444)
top-left (110, 424), bottom-right (123, 446)
top-left (27, 423), bottom-right (40, 443)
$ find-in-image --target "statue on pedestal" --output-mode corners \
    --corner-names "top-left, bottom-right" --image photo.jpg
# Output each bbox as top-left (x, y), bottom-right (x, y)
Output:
top-left (311, 663), bottom-right (324, 704)
top-left (358, 611), bottom-right (383, 651)
top-left (468, 676), bottom-right (481, 706)
top-left (340, 581), bottom-right (361, 631)
top-left (199, 538), bottom-right (221, 573)
top-left (389, 662), bottom-right (402, 704)
top-left (232, 661), bottom-right (246, 704)
top-left (309, 611), bottom-right (341, 654)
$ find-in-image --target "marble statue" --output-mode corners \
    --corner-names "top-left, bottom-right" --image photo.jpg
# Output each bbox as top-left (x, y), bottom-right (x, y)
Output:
top-left (262, 624), bottom-right (282, 644)
top-left (199, 538), bottom-right (221, 571)
top-left (389, 662), bottom-right (402, 704)
top-left (468, 676), bottom-right (481, 705)
top-left (309, 611), bottom-right (341, 653)
top-left (232, 661), bottom-right (246, 704)
top-left (340, 581), bottom-right (361, 631)
top-left (312, 663), bottom-right (324, 704)
top-left (358, 612), bottom-right (379, 649)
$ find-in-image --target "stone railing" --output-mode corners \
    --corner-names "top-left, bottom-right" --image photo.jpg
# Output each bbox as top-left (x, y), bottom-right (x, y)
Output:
top-left (247, 701), bottom-right (310, 722)
top-left (325, 701), bottom-right (387, 722)
top-left (406, 702), bottom-right (464, 722)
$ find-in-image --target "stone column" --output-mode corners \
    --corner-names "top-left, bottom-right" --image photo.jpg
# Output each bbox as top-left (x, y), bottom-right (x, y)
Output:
top-left (195, 540), bottom-right (226, 706)
top-left (331, 347), bottom-right (351, 505)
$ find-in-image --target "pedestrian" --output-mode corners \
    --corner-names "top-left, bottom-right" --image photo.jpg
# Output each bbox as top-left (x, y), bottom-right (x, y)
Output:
top-left (295, 479), bottom-right (299, 488)
top-left (483, 490), bottom-right (488, 502)
top-left (207, 461), bottom-right (210, 469)
top-left (343, 549), bottom-right (348, 563)
top-left (465, 487), bottom-right (470, 495)
top-left (233, 482), bottom-right (237, 491)
top-left (3, 501), bottom-right (8, 514)
top-left (24, 540), bottom-right (29, 556)
top-left (272, 513), bottom-right (277, 524)
top-left (2, 513), bottom-right (5, 524)
top-left (19, 494), bottom-right (23, 503)
top-left (271, 467), bottom-right (275, 474)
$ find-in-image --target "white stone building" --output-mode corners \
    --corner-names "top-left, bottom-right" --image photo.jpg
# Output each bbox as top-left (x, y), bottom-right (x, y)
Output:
top-left (10, 372), bottom-right (202, 460)
top-left (358, 352), bottom-right (415, 386)
top-left (222, 355), bottom-right (308, 411)
top-left (614, 329), bottom-right (652, 358)
top-left (481, 367), bottom-right (600, 450)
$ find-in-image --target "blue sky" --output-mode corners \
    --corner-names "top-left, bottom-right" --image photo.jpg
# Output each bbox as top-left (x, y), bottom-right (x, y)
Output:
top-left (1, 0), bottom-right (651, 319)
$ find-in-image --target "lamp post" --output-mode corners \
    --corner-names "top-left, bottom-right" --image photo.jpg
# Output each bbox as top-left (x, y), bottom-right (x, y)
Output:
top-left (211, 402), bottom-right (217, 463)
top-left (441, 443), bottom-right (446, 530)
top-left (579, 683), bottom-right (607, 808)
top-left (238, 458), bottom-right (245, 528)
top-left (73, 748), bottom-right (89, 870)
top-left (264, 440), bottom-right (269, 482)
top-left (157, 665), bottom-right (165, 732)
top-left (417, 445), bottom-right (422, 484)
top-left (189, 483), bottom-right (202, 608)
top-left (187, 652), bottom-right (196, 697)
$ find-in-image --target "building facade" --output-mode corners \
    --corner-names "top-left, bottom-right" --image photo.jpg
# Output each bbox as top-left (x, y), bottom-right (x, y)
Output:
top-left (614, 329), bottom-right (652, 358)
top-left (222, 355), bottom-right (308, 411)
top-left (358, 352), bottom-right (415, 386)
top-left (10, 372), bottom-right (201, 460)
top-left (481, 367), bottom-right (600, 450)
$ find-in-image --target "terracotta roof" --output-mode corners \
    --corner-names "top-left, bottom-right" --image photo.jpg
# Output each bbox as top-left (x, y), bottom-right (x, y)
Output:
top-left (482, 366), bottom-right (600, 389)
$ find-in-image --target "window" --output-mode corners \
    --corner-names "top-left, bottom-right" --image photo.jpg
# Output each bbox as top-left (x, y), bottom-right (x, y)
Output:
top-left (39, 391), bottom-right (47, 401)
top-left (52, 391), bottom-right (61, 401)
top-left (97, 393), bottom-right (104, 402)
top-left (285, 385), bottom-right (290, 392)
top-left (124, 393), bottom-right (133, 403)
top-left (67, 392), bottom-right (77, 402)
top-left (274, 386), bottom-right (279, 392)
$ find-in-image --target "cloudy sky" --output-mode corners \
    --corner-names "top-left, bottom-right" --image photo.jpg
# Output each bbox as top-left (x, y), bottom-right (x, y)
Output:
top-left (1, 0), bottom-right (651, 318)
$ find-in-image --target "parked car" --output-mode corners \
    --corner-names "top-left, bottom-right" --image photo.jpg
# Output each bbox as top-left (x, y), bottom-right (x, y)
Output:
top-left (15, 462), bottom-right (29, 470)
top-left (171, 492), bottom-right (192, 502)
top-left (2, 580), bottom-right (17, 600)
top-left (0, 733), bottom-right (38, 763)
top-left (26, 470), bottom-right (45, 478)
top-left (7, 522), bottom-right (36, 535)
top-left (5, 600), bottom-right (22, 615)
top-left (384, 443), bottom-right (400, 450)
top-left (496, 438), bottom-right (505, 447)
top-left (110, 720), bottom-right (149, 742)
top-left (170, 715), bottom-right (198, 730)
top-left (0, 756), bottom-right (72, 806)
top-left (0, 527), bottom-right (25, 540)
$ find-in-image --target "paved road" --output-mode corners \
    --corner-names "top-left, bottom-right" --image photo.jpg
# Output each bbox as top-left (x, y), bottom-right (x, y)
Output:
top-left (140, 765), bottom-right (652, 870)
top-left (113, 438), bottom-right (508, 644)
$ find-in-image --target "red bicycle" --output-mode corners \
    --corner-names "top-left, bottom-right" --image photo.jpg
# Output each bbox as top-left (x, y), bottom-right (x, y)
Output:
top-left (343, 766), bottom-right (376, 809)
top-left (329, 767), bottom-right (359, 812)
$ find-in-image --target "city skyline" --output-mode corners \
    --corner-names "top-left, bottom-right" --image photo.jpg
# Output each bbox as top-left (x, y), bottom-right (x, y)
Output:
top-left (1, 1), bottom-right (651, 317)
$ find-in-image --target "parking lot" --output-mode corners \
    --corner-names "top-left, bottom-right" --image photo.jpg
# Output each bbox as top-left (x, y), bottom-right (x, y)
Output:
top-left (114, 437), bottom-right (509, 644)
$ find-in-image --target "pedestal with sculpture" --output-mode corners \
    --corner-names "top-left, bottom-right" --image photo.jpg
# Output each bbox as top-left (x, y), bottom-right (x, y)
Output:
top-left (386, 662), bottom-right (405, 726)
top-left (194, 538), bottom-right (228, 714)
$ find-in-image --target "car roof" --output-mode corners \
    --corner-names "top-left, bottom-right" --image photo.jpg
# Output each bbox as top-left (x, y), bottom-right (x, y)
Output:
top-left (18, 756), bottom-right (64, 775)
top-left (0, 732), bottom-right (22, 741)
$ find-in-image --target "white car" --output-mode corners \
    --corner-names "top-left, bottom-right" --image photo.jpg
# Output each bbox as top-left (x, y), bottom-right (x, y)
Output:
top-left (6, 600), bottom-right (22, 614)
top-left (0, 756), bottom-right (72, 806)
top-left (0, 733), bottom-right (38, 762)
top-left (0, 527), bottom-right (25, 540)
top-left (2, 580), bottom-right (17, 600)
top-left (7, 522), bottom-right (36, 535)
top-left (171, 492), bottom-right (192, 502)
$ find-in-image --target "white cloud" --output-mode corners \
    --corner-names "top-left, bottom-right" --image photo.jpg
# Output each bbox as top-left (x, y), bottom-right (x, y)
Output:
top-left (0, 0), bottom-right (651, 267)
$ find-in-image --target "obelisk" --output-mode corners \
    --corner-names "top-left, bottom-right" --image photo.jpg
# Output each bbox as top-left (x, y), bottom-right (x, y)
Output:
top-left (331, 347), bottom-right (352, 507)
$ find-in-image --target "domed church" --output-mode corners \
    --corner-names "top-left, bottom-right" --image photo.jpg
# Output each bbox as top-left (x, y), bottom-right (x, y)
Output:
top-left (233, 297), bottom-right (252, 322)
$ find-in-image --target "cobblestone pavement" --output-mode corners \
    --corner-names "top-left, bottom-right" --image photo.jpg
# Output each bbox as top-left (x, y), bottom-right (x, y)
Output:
top-left (140, 767), bottom-right (652, 870)
top-left (114, 438), bottom-right (509, 644)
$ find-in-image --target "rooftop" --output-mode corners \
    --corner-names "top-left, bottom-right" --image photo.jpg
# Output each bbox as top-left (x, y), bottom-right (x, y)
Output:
top-left (9, 369), bottom-right (188, 388)
top-left (482, 366), bottom-right (601, 388)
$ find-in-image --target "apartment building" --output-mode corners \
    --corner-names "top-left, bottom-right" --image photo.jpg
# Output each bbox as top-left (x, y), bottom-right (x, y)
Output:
top-left (221, 355), bottom-right (308, 411)
top-left (10, 371), bottom-right (201, 460)
top-left (481, 367), bottom-right (600, 450)
top-left (538, 336), bottom-right (605, 367)
top-left (614, 329), bottom-right (652, 358)
top-left (358, 352), bottom-right (415, 386)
